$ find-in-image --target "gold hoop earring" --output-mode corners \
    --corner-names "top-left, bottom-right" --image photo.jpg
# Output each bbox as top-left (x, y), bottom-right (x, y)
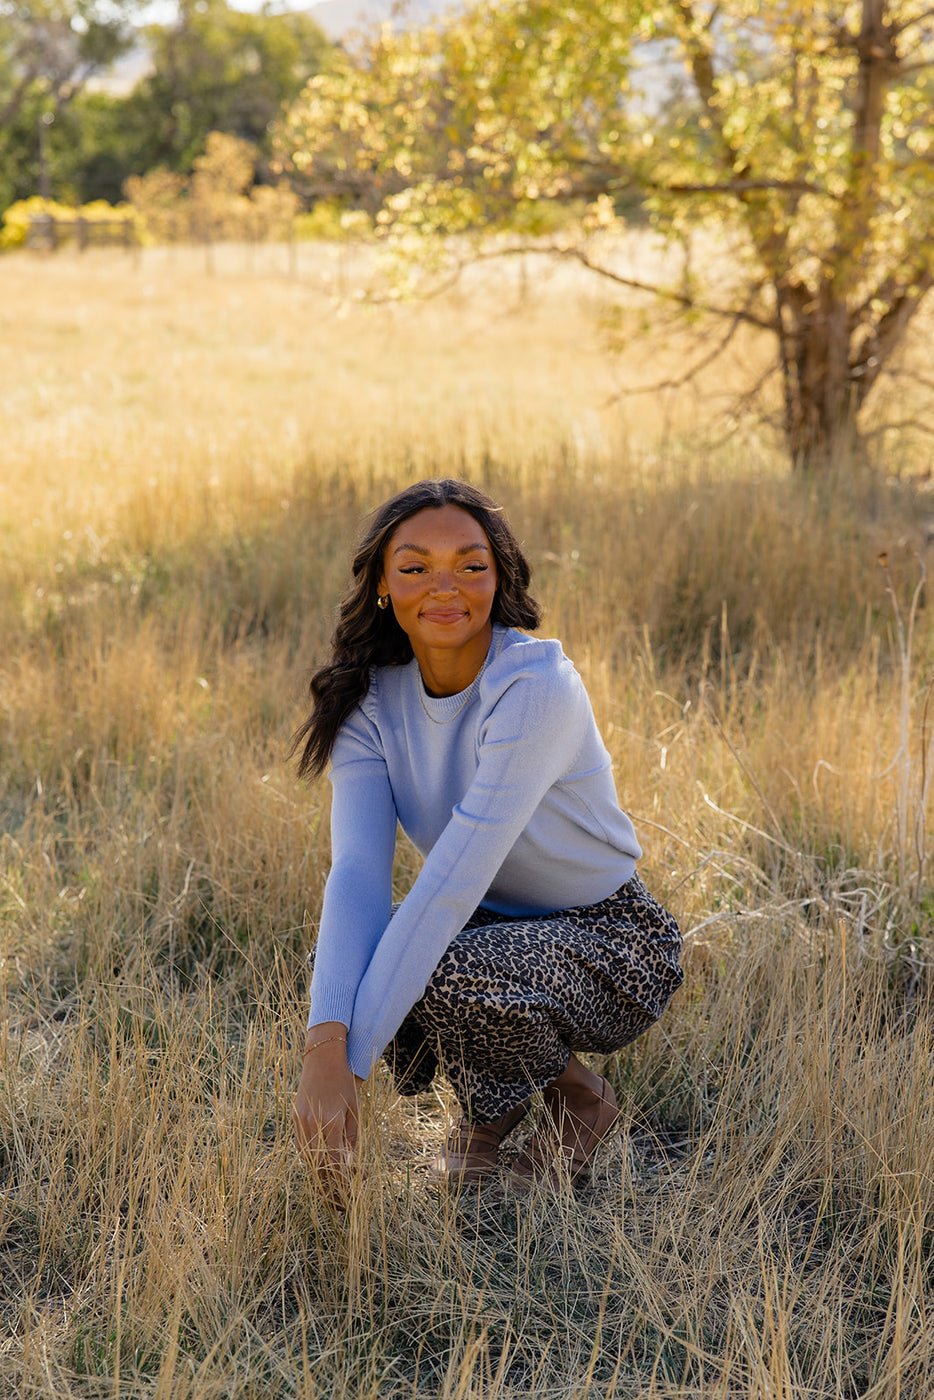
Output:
top-left (377, 594), bottom-right (389, 611)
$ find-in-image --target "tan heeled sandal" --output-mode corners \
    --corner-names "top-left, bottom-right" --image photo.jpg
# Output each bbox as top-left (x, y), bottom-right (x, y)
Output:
top-left (507, 1076), bottom-right (617, 1193)
top-left (429, 1100), bottom-right (529, 1186)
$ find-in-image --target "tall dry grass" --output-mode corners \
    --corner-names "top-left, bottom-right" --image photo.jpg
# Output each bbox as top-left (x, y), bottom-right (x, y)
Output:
top-left (2, 244), bottom-right (934, 1398)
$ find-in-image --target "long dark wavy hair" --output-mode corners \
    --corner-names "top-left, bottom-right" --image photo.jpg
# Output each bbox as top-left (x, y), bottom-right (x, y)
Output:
top-left (291, 479), bottom-right (542, 779)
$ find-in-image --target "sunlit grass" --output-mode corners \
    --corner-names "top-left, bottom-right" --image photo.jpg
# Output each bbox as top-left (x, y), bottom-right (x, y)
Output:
top-left (2, 244), bottom-right (934, 1398)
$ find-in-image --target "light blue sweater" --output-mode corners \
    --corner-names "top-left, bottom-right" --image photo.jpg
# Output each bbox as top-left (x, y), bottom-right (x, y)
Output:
top-left (308, 625), bottom-right (642, 1078)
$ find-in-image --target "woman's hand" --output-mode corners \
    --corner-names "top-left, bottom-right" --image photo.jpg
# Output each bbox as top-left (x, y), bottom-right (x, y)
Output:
top-left (292, 1023), bottom-right (360, 1190)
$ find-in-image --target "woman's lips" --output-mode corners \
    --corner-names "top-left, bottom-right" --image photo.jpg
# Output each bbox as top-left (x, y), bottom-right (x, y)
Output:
top-left (420, 609), bottom-right (466, 623)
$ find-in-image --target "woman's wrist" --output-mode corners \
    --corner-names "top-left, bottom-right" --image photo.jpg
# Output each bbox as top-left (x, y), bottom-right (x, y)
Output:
top-left (303, 1021), bottom-right (348, 1056)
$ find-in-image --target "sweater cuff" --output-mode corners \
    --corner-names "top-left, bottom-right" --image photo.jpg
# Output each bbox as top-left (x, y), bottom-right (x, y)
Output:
top-left (307, 981), bottom-right (356, 1032)
top-left (346, 1028), bottom-right (380, 1082)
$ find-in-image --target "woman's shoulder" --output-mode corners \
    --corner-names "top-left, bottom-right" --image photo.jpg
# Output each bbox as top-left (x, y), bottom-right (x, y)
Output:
top-left (482, 627), bottom-right (585, 708)
top-left (490, 625), bottom-right (575, 671)
top-left (358, 657), bottom-right (417, 721)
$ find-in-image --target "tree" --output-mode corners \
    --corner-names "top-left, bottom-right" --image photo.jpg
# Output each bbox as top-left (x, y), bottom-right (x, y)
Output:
top-left (0, 0), bottom-right (137, 129)
top-left (0, 0), bottom-right (330, 211)
top-left (129, 0), bottom-right (331, 176)
top-left (124, 132), bottom-right (299, 243)
top-left (0, 0), bottom-right (140, 204)
top-left (276, 1), bottom-right (934, 469)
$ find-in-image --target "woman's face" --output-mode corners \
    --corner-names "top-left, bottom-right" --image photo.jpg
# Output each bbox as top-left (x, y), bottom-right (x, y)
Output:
top-left (379, 504), bottom-right (498, 663)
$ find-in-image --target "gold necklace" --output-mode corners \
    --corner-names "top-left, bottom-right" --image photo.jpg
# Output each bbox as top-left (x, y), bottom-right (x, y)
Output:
top-left (417, 671), bottom-right (481, 725)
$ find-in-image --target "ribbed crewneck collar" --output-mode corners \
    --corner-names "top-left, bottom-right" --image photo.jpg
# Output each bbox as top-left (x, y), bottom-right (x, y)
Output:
top-left (415, 625), bottom-right (504, 722)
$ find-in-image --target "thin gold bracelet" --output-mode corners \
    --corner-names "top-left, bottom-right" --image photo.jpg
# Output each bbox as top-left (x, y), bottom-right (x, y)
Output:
top-left (303, 1034), bottom-right (347, 1057)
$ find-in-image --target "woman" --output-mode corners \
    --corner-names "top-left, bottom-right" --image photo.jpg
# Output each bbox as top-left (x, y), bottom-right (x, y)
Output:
top-left (291, 479), bottom-right (683, 1192)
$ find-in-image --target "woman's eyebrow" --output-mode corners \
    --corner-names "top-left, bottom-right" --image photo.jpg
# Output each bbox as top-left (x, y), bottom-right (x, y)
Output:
top-left (391, 541), bottom-right (490, 556)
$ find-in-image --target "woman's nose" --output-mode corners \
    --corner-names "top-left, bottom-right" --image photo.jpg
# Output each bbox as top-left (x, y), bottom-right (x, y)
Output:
top-left (430, 571), bottom-right (457, 595)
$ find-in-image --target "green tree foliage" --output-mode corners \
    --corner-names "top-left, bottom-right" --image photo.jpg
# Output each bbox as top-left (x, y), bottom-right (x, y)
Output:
top-left (129, 0), bottom-right (331, 176)
top-left (0, 88), bottom-right (146, 208)
top-left (0, 0), bottom-right (140, 207)
top-left (0, 0), bottom-right (137, 128)
top-left (0, 0), bottom-right (330, 211)
top-left (124, 130), bottom-right (299, 242)
top-left (276, 0), bottom-right (934, 468)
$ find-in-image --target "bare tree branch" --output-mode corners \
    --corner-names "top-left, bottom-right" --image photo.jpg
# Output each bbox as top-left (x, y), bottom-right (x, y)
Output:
top-left (863, 415), bottom-right (934, 439)
top-left (360, 261), bottom-right (467, 306)
top-left (658, 177), bottom-right (829, 197)
top-left (703, 360), bottom-right (784, 450)
top-left (559, 244), bottom-right (776, 331)
top-left (601, 313), bottom-right (745, 406)
top-left (892, 5), bottom-right (934, 38)
top-left (896, 367), bottom-right (934, 393)
top-left (852, 267), bottom-right (934, 401)
top-left (360, 242), bottom-right (558, 305)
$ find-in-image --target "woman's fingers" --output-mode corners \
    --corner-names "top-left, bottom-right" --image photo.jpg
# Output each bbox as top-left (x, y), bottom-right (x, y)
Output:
top-left (293, 1051), bottom-right (360, 1196)
top-left (320, 1109), bottom-right (354, 1170)
top-left (293, 1101), bottom-right (355, 1190)
top-left (342, 1099), bottom-right (359, 1151)
top-left (293, 1103), bottom-right (340, 1158)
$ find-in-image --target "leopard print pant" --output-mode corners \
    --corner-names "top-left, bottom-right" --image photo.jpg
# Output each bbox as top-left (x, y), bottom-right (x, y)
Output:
top-left (385, 870), bottom-right (683, 1122)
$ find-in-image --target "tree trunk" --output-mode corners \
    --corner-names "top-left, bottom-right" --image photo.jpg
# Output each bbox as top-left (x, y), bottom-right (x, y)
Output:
top-left (773, 0), bottom-right (900, 471)
top-left (852, 0), bottom-right (895, 167)
top-left (777, 278), bottom-right (859, 470)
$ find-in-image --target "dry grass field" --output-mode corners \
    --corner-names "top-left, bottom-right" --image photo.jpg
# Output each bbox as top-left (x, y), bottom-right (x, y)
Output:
top-left (2, 242), bottom-right (934, 1399)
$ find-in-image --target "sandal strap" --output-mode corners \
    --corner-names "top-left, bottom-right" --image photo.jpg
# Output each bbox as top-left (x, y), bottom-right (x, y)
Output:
top-left (448, 1122), bottom-right (504, 1151)
top-left (447, 1102), bottom-right (529, 1153)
